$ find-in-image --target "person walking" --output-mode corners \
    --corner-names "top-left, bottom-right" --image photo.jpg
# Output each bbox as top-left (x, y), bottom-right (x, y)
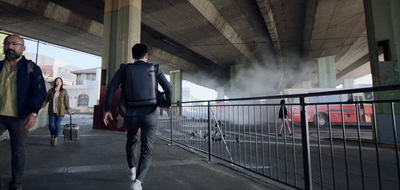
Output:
top-left (0, 34), bottom-right (46, 190)
top-left (103, 43), bottom-right (172, 190)
top-left (278, 99), bottom-right (292, 136)
top-left (40, 77), bottom-right (72, 146)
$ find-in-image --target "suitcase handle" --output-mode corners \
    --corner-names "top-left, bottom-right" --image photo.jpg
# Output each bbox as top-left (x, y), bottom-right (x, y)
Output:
top-left (70, 115), bottom-right (72, 128)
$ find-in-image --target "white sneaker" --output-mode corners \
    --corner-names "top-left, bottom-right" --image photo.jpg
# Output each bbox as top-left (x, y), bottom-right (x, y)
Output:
top-left (129, 167), bottom-right (136, 180)
top-left (130, 179), bottom-right (142, 190)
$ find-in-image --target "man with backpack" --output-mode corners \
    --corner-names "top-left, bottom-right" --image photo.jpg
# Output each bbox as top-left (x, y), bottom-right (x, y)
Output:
top-left (103, 43), bottom-right (172, 190)
top-left (0, 34), bottom-right (46, 190)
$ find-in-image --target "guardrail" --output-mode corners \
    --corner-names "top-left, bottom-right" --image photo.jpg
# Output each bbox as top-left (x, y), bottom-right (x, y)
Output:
top-left (157, 84), bottom-right (400, 190)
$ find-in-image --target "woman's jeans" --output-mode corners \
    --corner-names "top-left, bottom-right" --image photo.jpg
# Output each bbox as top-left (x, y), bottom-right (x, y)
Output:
top-left (48, 114), bottom-right (64, 138)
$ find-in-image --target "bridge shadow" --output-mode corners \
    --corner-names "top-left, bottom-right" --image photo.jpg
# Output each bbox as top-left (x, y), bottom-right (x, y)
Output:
top-left (0, 118), bottom-right (285, 190)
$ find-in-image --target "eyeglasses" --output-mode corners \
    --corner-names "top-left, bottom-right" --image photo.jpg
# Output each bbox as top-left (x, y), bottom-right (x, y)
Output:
top-left (3, 42), bottom-right (24, 46)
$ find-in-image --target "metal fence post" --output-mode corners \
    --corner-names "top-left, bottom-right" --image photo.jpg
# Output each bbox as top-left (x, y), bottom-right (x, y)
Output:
top-left (208, 101), bottom-right (212, 161)
top-left (170, 103), bottom-right (174, 145)
top-left (300, 96), bottom-right (312, 190)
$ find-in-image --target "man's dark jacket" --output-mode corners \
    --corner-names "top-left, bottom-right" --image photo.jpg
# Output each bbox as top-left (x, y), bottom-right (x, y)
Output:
top-left (0, 56), bottom-right (46, 119)
top-left (104, 60), bottom-right (172, 116)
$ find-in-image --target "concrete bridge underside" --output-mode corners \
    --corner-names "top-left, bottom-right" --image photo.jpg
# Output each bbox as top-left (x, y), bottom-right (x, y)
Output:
top-left (0, 0), bottom-right (371, 96)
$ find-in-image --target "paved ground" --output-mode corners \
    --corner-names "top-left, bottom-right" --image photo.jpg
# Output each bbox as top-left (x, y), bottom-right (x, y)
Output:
top-left (0, 115), bottom-right (289, 190)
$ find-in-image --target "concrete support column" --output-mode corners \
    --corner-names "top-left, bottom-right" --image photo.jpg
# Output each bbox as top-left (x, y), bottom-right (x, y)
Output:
top-left (364, 0), bottom-right (400, 87)
top-left (102, 0), bottom-right (142, 84)
top-left (343, 78), bottom-right (354, 101)
top-left (343, 78), bottom-right (354, 88)
top-left (230, 64), bottom-right (245, 97)
top-left (170, 70), bottom-right (182, 114)
top-left (317, 55), bottom-right (336, 88)
top-left (364, 0), bottom-right (400, 143)
top-left (216, 87), bottom-right (225, 100)
top-left (95, 0), bottom-right (142, 132)
top-left (302, 81), bottom-right (312, 88)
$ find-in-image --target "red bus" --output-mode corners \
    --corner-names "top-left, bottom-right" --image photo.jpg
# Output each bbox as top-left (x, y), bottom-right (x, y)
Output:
top-left (282, 88), bottom-right (373, 127)
top-left (289, 104), bottom-right (373, 127)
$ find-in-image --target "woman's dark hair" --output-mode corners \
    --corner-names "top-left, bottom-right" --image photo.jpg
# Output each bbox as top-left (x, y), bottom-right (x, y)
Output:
top-left (280, 99), bottom-right (285, 104)
top-left (53, 77), bottom-right (64, 90)
top-left (131, 43), bottom-right (148, 59)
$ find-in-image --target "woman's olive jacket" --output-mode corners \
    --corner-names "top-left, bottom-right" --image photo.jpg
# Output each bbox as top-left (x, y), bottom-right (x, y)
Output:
top-left (42, 88), bottom-right (70, 116)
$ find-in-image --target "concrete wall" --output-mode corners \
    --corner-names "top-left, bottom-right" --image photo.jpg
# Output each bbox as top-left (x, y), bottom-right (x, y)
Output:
top-left (64, 68), bottom-right (101, 108)
top-left (65, 80), bottom-right (100, 107)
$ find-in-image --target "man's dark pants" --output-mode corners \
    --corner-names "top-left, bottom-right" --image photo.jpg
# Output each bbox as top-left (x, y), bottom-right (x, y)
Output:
top-left (0, 116), bottom-right (27, 188)
top-left (124, 111), bottom-right (158, 182)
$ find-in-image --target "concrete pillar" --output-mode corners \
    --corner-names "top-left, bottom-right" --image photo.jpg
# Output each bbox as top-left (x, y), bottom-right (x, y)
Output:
top-left (102, 0), bottom-right (142, 84)
top-left (317, 55), bottom-right (336, 88)
top-left (170, 70), bottom-right (182, 114)
top-left (95, 0), bottom-right (142, 132)
top-left (302, 81), bottom-right (312, 88)
top-left (216, 87), bottom-right (225, 100)
top-left (343, 78), bottom-right (354, 88)
top-left (364, 0), bottom-right (400, 143)
top-left (343, 78), bottom-right (354, 101)
top-left (229, 64), bottom-right (246, 97)
top-left (364, 0), bottom-right (400, 87)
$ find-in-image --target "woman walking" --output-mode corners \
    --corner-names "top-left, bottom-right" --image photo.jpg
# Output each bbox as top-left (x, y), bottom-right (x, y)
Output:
top-left (278, 99), bottom-right (292, 136)
top-left (40, 77), bottom-right (72, 146)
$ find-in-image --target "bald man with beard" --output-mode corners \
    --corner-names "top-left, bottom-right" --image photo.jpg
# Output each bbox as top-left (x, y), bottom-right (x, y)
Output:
top-left (0, 35), bottom-right (46, 190)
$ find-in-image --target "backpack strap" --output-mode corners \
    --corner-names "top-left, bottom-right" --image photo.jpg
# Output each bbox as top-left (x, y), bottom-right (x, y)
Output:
top-left (27, 60), bottom-right (35, 77)
top-left (27, 60), bottom-right (36, 85)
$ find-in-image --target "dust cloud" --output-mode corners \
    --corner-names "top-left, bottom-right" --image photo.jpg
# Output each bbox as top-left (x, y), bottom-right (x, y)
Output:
top-left (228, 52), bottom-right (313, 98)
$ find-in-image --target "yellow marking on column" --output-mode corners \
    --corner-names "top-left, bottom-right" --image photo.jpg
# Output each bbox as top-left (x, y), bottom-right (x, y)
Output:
top-left (104, 0), bottom-right (113, 13)
top-left (105, 0), bottom-right (141, 12)
top-left (119, 0), bottom-right (142, 10)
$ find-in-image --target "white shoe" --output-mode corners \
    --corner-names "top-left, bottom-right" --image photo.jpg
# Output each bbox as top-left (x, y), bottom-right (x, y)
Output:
top-left (130, 179), bottom-right (142, 190)
top-left (129, 167), bottom-right (136, 180)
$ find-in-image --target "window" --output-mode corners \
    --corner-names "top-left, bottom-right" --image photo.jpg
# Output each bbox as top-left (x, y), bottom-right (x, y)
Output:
top-left (77, 94), bottom-right (89, 106)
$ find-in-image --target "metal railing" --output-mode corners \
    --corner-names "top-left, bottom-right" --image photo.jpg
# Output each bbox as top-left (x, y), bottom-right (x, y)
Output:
top-left (157, 85), bottom-right (400, 190)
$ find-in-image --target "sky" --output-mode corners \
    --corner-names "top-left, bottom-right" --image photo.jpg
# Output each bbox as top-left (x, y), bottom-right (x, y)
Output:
top-left (24, 39), bottom-right (102, 70)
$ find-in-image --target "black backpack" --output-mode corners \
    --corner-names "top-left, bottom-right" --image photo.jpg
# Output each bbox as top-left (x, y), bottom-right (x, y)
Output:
top-left (124, 62), bottom-right (157, 107)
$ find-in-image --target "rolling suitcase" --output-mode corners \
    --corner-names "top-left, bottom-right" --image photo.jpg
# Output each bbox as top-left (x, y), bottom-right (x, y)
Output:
top-left (63, 115), bottom-right (79, 141)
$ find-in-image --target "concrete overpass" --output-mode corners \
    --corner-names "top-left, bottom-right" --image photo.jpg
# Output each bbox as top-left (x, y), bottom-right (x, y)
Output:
top-left (0, 0), bottom-right (381, 96)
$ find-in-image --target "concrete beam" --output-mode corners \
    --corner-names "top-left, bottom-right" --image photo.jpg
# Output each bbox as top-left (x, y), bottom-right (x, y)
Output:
top-left (149, 46), bottom-right (228, 89)
top-left (336, 54), bottom-right (370, 81)
top-left (149, 46), bottom-right (203, 72)
top-left (335, 31), bottom-right (369, 71)
top-left (302, 0), bottom-right (318, 57)
top-left (256, 0), bottom-right (282, 58)
top-left (305, 0), bottom-right (365, 59)
top-left (295, 0), bottom-right (319, 87)
top-left (3, 0), bottom-right (103, 37)
top-left (188, 0), bottom-right (257, 62)
top-left (0, 0), bottom-right (103, 56)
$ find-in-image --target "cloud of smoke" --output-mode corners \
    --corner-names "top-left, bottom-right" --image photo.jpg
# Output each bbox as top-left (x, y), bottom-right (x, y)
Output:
top-left (177, 45), bottom-right (316, 100)
top-left (228, 48), bottom-right (313, 98)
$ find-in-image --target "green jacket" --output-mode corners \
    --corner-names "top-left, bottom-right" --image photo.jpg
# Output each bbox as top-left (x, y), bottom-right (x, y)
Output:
top-left (42, 88), bottom-right (70, 116)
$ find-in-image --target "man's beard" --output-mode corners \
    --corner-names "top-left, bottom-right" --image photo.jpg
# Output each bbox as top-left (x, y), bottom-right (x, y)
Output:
top-left (5, 51), bottom-right (21, 61)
